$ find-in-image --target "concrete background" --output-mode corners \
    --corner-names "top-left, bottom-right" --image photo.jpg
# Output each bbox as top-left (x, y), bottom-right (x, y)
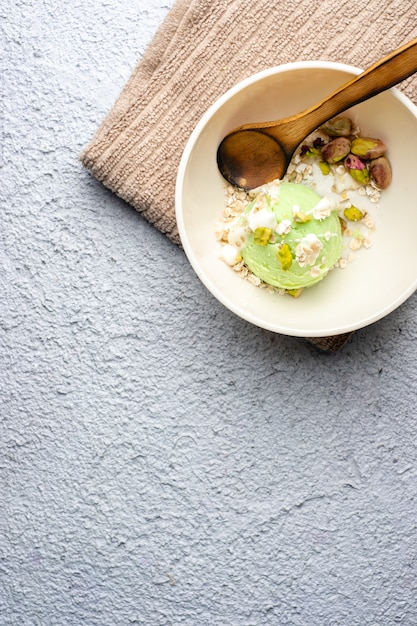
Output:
top-left (1, 1), bottom-right (417, 625)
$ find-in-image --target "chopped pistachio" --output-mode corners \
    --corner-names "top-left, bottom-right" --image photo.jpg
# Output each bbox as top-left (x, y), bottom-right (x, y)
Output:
top-left (277, 243), bottom-right (293, 270)
top-left (253, 227), bottom-right (272, 246)
top-left (343, 206), bottom-right (364, 222)
top-left (305, 147), bottom-right (322, 158)
top-left (287, 288), bottom-right (304, 298)
top-left (293, 211), bottom-right (312, 223)
top-left (318, 161), bottom-right (331, 175)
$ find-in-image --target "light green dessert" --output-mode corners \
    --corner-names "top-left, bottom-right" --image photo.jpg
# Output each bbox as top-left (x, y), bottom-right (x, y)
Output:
top-left (227, 181), bottom-right (342, 293)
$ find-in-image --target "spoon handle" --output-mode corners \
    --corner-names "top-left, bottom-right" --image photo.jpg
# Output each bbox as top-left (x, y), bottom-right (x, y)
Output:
top-left (265, 37), bottom-right (417, 151)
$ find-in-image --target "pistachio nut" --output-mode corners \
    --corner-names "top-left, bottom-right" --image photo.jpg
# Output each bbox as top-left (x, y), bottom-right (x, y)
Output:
top-left (293, 211), bottom-right (312, 223)
top-left (321, 137), bottom-right (351, 164)
top-left (344, 154), bottom-right (370, 185)
top-left (318, 161), bottom-right (331, 175)
top-left (320, 116), bottom-right (352, 137)
top-left (277, 243), bottom-right (293, 271)
top-left (287, 288), bottom-right (303, 298)
top-left (351, 137), bottom-right (387, 160)
top-left (343, 206), bottom-right (364, 222)
top-left (369, 156), bottom-right (392, 189)
top-left (254, 227), bottom-right (273, 246)
top-left (305, 147), bottom-right (321, 158)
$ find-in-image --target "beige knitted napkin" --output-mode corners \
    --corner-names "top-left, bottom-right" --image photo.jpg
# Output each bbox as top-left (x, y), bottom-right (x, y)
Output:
top-left (81, 0), bottom-right (417, 351)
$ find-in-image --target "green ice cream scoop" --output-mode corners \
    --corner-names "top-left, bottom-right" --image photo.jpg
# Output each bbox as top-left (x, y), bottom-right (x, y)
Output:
top-left (240, 182), bottom-right (342, 291)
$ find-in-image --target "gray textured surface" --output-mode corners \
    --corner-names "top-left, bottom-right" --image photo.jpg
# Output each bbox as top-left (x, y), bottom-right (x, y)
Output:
top-left (1, 1), bottom-right (417, 625)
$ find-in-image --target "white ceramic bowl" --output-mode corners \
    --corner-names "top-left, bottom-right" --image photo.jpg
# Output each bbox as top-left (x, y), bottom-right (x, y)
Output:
top-left (175, 62), bottom-right (417, 337)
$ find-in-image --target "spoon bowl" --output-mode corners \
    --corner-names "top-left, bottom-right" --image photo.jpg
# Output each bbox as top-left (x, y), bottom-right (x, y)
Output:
top-left (217, 38), bottom-right (417, 189)
top-left (216, 129), bottom-right (287, 189)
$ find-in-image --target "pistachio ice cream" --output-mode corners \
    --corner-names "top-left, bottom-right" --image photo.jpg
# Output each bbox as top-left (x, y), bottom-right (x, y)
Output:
top-left (221, 180), bottom-right (342, 292)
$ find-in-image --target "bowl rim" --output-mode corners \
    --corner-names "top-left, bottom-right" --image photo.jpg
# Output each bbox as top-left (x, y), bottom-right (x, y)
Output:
top-left (175, 61), bottom-right (417, 337)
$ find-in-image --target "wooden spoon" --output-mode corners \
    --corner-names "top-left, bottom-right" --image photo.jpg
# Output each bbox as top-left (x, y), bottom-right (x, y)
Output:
top-left (217, 38), bottom-right (417, 189)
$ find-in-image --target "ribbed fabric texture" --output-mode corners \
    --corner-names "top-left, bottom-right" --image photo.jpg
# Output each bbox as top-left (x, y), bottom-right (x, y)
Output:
top-left (80, 0), bottom-right (417, 351)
